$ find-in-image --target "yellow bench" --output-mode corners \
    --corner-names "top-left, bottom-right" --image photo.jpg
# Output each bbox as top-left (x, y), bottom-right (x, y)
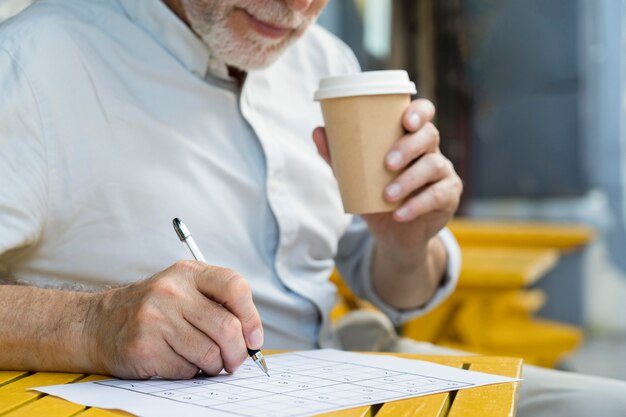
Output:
top-left (0, 353), bottom-right (522, 417)
top-left (458, 245), bottom-right (559, 288)
top-left (402, 219), bottom-right (594, 367)
top-left (449, 219), bottom-right (595, 251)
top-left (331, 219), bottom-right (593, 368)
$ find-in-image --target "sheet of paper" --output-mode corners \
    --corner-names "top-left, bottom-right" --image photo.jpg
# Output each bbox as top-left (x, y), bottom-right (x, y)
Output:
top-left (34, 349), bottom-right (520, 417)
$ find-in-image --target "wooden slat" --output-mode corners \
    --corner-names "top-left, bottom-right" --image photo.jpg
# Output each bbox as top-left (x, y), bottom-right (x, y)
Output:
top-left (75, 375), bottom-right (113, 383)
top-left (459, 246), bottom-right (559, 288)
top-left (449, 219), bottom-right (595, 250)
top-left (4, 374), bottom-right (118, 417)
top-left (447, 358), bottom-right (522, 417)
top-left (0, 373), bottom-right (83, 415)
top-left (75, 409), bottom-right (134, 417)
top-left (0, 373), bottom-right (28, 389)
top-left (375, 394), bottom-right (450, 417)
top-left (314, 406), bottom-right (373, 417)
top-left (375, 361), bottom-right (464, 417)
top-left (3, 395), bottom-right (86, 417)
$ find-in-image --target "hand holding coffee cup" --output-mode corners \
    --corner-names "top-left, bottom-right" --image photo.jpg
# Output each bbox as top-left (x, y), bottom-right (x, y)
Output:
top-left (313, 70), bottom-right (461, 231)
top-left (313, 70), bottom-right (417, 213)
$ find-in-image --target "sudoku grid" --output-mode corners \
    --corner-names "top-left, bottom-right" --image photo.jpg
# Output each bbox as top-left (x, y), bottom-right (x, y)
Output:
top-left (95, 352), bottom-right (472, 417)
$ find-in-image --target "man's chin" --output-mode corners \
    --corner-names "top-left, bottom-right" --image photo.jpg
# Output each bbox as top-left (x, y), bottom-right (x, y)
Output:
top-left (217, 33), bottom-right (304, 71)
top-left (221, 50), bottom-right (285, 71)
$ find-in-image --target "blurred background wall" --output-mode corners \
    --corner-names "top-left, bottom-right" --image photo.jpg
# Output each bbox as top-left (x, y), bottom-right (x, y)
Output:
top-left (319, 0), bottom-right (626, 379)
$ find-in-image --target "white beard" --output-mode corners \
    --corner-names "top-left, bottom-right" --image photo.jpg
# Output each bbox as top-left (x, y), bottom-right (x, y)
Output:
top-left (180, 0), bottom-right (315, 70)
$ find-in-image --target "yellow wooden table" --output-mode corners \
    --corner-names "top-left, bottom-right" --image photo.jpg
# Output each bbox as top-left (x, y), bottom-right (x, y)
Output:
top-left (0, 353), bottom-right (522, 417)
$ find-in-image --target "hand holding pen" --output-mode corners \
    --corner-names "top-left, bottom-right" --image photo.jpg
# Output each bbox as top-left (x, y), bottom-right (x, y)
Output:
top-left (82, 226), bottom-right (266, 379)
top-left (173, 218), bottom-right (269, 376)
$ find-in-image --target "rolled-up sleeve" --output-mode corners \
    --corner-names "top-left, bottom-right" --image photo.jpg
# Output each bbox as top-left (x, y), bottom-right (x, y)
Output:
top-left (334, 215), bottom-right (460, 325)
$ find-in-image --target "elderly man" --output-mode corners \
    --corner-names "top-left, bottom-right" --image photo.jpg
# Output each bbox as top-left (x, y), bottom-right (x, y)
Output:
top-left (0, 1), bottom-right (625, 416)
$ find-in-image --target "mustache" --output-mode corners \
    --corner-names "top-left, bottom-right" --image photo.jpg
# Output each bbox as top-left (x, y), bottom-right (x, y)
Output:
top-left (241, 4), bottom-right (308, 29)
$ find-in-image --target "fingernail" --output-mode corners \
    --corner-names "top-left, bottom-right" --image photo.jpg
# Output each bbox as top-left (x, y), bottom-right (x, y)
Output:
top-left (409, 112), bottom-right (420, 127)
top-left (385, 183), bottom-right (402, 200)
top-left (395, 207), bottom-right (410, 221)
top-left (386, 151), bottom-right (403, 168)
top-left (248, 328), bottom-right (263, 349)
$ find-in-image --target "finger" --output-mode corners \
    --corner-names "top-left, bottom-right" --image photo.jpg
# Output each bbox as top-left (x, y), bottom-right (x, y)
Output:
top-left (175, 262), bottom-right (264, 350)
top-left (312, 126), bottom-right (332, 166)
top-left (384, 153), bottom-right (452, 203)
top-left (182, 293), bottom-right (248, 374)
top-left (157, 352), bottom-right (199, 380)
top-left (403, 99), bottom-right (436, 133)
top-left (385, 122), bottom-right (441, 171)
top-left (392, 175), bottom-right (463, 223)
top-left (129, 338), bottom-right (198, 380)
top-left (164, 318), bottom-right (227, 376)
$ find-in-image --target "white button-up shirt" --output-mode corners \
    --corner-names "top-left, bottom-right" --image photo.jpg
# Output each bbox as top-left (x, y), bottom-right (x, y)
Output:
top-left (0, 0), bottom-right (460, 349)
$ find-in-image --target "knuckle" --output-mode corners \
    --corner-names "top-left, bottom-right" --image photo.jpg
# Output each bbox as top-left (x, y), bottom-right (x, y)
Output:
top-left (245, 312), bottom-right (262, 330)
top-left (198, 343), bottom-right (221, 367)
top-left (180, 365), bottom-right (199, 380)
top-left (173, 259), bottom-right (203, 275)
top-left (426, 100), bottom-right (437, 118)
top-left (152, 277), bottom-right (183, 298)
top-left (428, 184), bottom-right (447, 206)
top-left (136, 304), bottom-right (162, 324)
top-left (217, 314), bottom-right (243, 342)
top-left (225, 348), bottom-right (248, 374)
top-left (402, 165), bottom-right (420, 186)
top-left (421, 98), bottom-right (435, 112)
top-left (454, 175), bottom-right (464, 194)
top-left (445, 159), bottom-right (455, 173)
top-left (425, 122), bottom-right (439, 139)
top-left (201, 362), bottom-right (224, 377)
top-left (224, 272), bottom-right (251, 300)
top-left (428, 153), bottom-right (447, 173)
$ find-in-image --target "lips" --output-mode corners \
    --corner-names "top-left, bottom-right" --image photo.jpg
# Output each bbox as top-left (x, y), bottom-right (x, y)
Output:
top-left (242, 9), bottom-right (293, 39)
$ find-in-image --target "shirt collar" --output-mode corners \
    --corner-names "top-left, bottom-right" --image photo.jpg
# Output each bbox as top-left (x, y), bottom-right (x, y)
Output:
top-left (116, 0), bottom-right (229, 80)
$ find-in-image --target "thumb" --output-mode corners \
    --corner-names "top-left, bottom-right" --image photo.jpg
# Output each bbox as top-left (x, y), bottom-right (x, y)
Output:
top-left (312, 127), bottom-right (333, 166)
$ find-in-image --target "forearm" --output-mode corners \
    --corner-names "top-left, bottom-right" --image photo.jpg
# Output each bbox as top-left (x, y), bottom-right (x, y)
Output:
top-left (371, 235), bottom-right (448, 310)
top-left (0, 285), bottom-right (95, 372)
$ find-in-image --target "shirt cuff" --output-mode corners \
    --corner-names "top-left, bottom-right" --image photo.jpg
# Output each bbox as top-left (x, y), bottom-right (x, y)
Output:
top-left (360, 227), bottom-right (461, 326)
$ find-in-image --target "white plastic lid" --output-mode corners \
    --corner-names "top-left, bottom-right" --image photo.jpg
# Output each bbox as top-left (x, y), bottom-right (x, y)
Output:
top-left (314, 70), bottom-right (417, 101)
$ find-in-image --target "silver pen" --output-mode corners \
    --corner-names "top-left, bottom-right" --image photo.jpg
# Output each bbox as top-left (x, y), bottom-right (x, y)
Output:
top-left (172, 217), bottom-right (269, 377)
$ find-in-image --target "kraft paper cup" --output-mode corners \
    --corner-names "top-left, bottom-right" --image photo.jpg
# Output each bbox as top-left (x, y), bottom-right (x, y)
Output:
top-left (314, 70), bottom-right (417, 214)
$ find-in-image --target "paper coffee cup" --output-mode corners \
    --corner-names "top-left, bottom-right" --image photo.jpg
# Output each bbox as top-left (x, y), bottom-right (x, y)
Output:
top-left (314, 70), bottom-right (417, 214)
